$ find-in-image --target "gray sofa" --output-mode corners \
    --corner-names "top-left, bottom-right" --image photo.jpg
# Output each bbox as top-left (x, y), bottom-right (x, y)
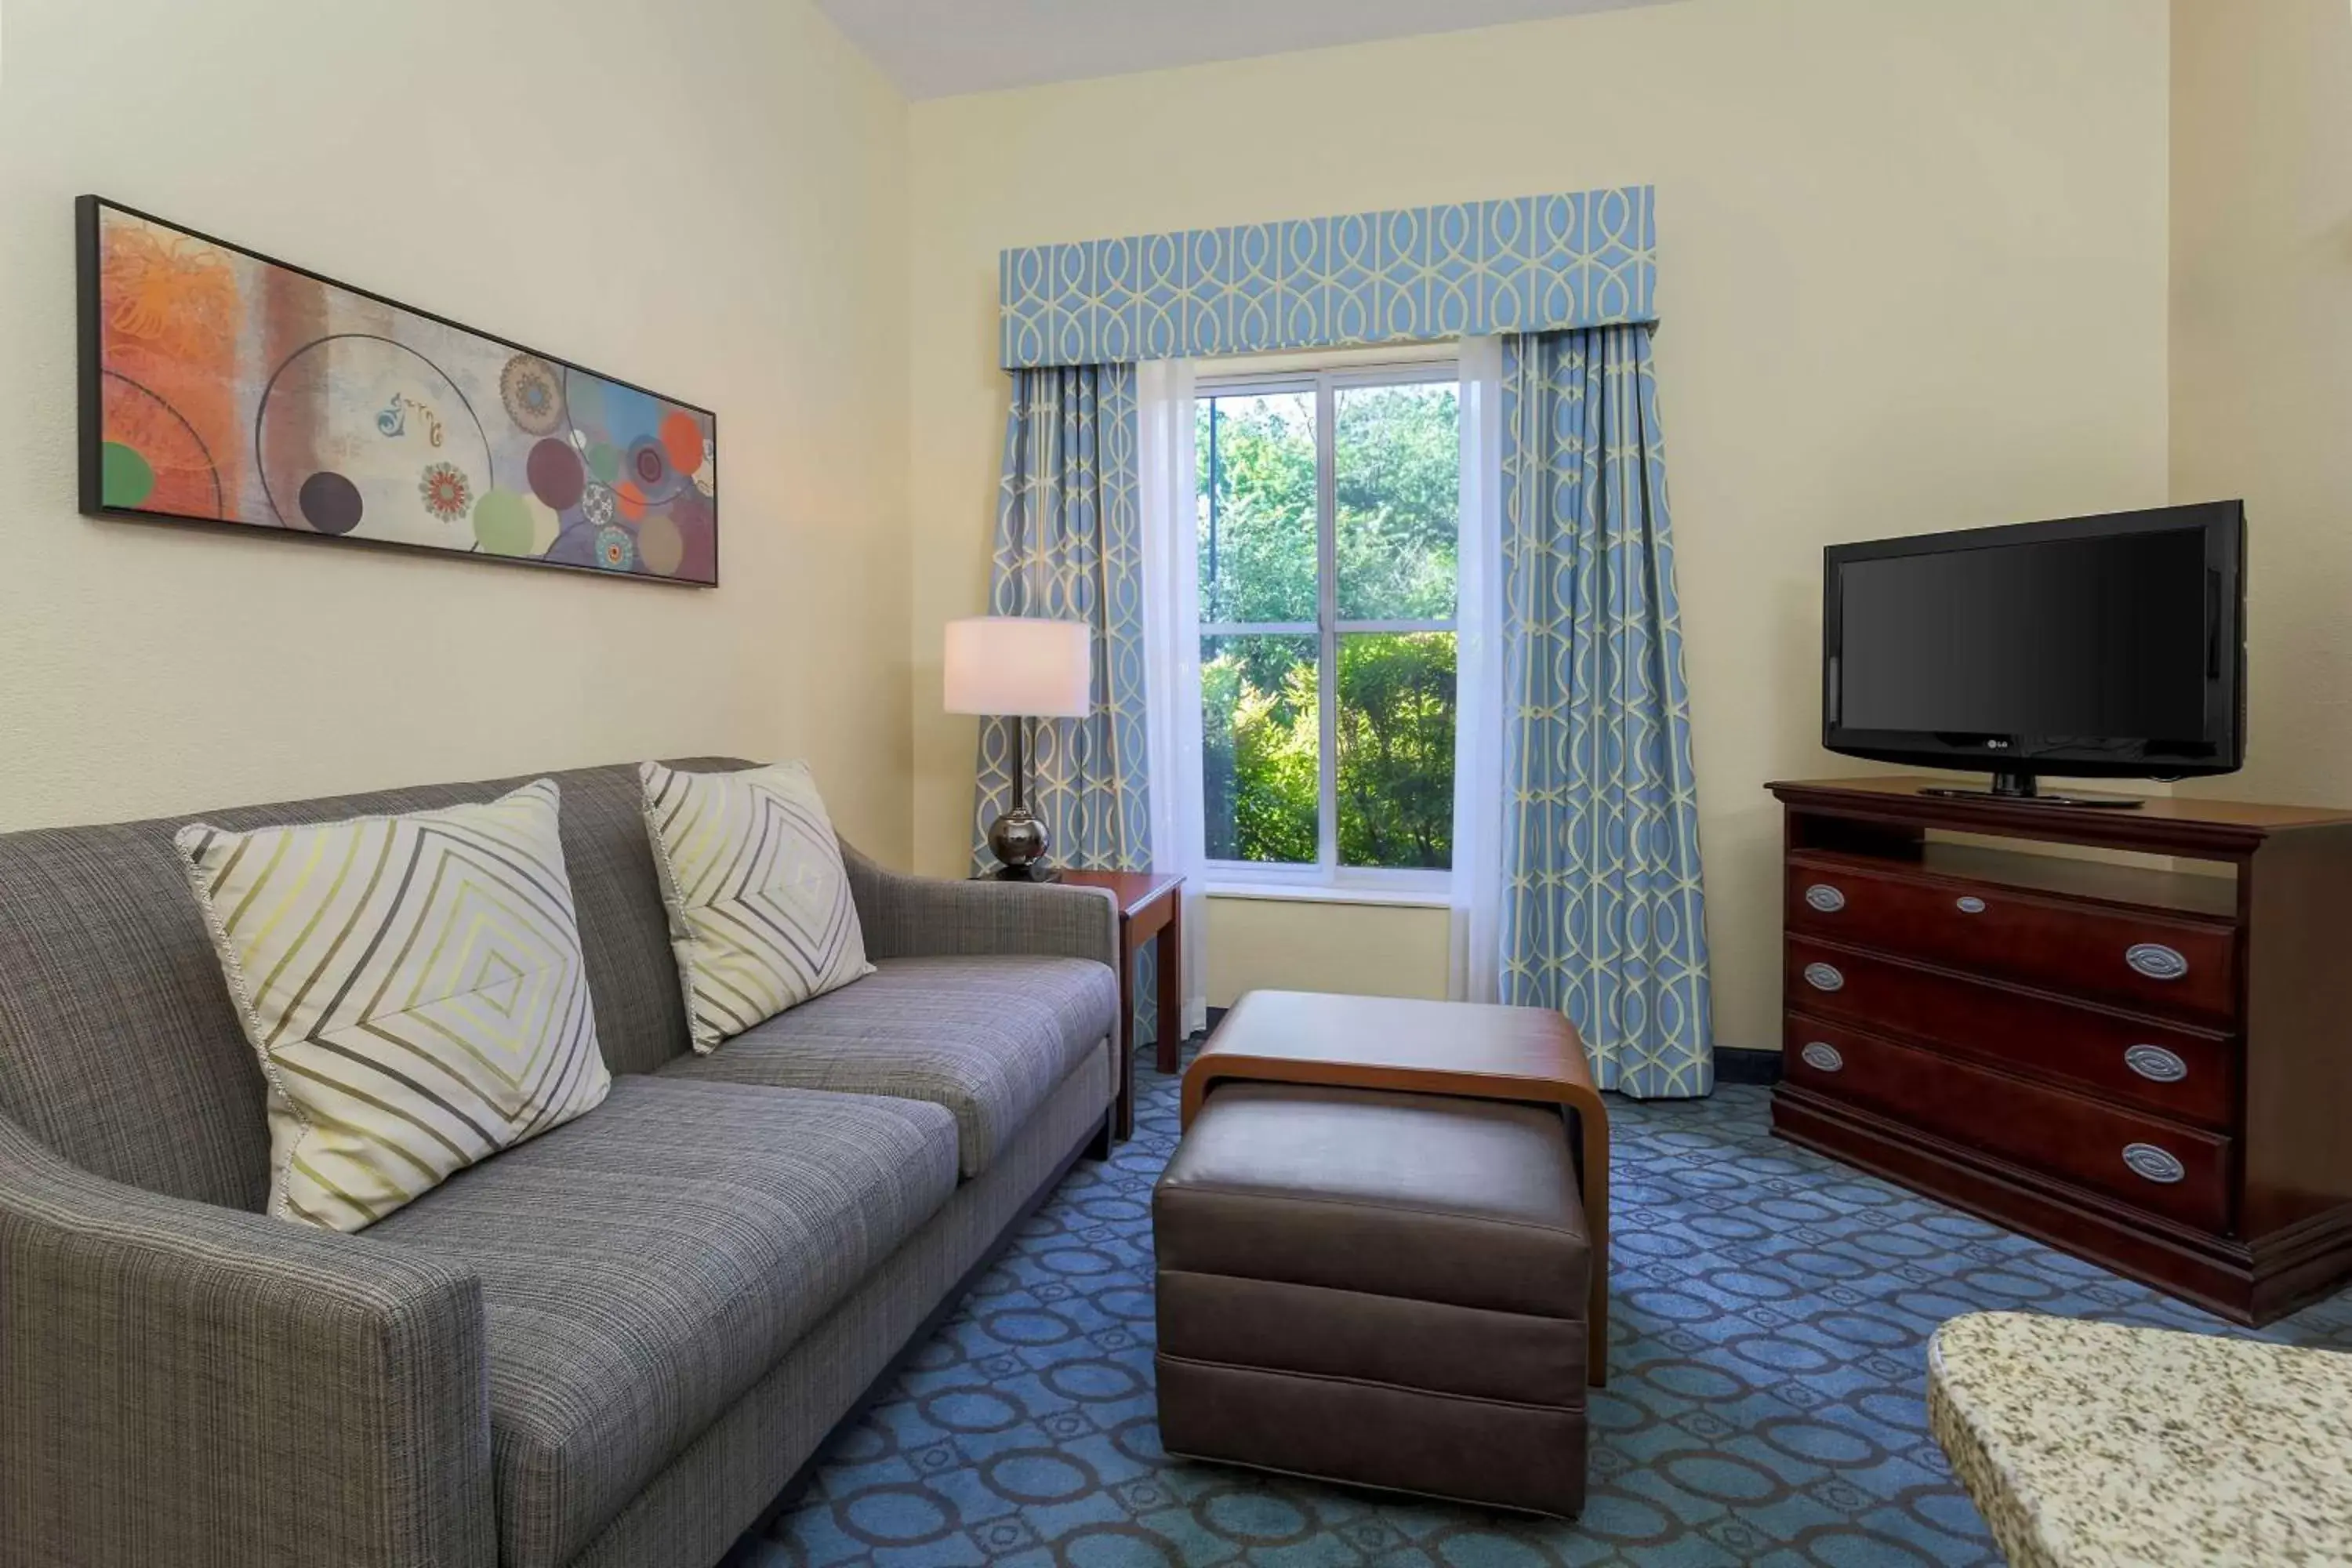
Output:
top-left (0, 759), bottom-right (1122, 1568)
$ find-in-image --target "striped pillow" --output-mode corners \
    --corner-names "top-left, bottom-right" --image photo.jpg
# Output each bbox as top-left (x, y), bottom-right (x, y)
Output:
top-left (174, 779), bottom-right (611, 1232)
top-left (640, 760), bottom-right (873, 1052)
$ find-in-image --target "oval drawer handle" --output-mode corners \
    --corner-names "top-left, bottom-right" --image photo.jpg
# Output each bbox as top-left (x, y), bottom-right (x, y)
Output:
top-left (2122, 1142), bottom-right (2187, 1185)
top-left (1955, 896), bottom-right (1986, 914)
top-left (1804, 884), bottom-right (1846, 913)
top-left (1800, 1041), bottom-right (1845, 1073)
top-left (2124, 1044), bottom-right (2189, 1083)
top-left (1803, 962), bottom-right (1845, 993)
top-left (2125, 943), bottom-right (2188, 982)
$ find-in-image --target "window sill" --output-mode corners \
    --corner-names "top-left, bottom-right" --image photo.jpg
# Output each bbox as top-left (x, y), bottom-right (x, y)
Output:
top-left (1203, 881), bottom-right (1454, 911)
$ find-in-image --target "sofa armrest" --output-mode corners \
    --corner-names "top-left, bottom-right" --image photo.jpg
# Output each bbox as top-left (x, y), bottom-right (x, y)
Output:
top-left (0, 1112), bottom-right (495, 1567)
top-left (843, 842), bottom-right (1120, 974)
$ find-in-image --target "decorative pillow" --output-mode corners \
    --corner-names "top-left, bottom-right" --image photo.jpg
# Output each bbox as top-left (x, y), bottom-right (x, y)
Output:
top-left (174, 779), bottom-right (611, 1232)
top-left (640, 760), bottom-right (873, 1052)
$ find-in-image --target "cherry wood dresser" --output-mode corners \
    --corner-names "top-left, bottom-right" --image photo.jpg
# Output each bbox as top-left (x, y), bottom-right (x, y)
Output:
top-left (1768, 775), bottom-right (2352, 1323)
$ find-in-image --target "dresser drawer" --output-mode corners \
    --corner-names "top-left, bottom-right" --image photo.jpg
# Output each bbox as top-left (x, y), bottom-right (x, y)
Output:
top-left (1785, 938), bottom-right (2233, 1128)
top-left (1788, 855), bottom-right (2237, 1022)
top-left (1783, 1015), bottom-right (2232, 1233)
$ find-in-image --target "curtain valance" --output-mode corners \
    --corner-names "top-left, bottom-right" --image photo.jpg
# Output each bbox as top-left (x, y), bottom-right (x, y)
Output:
top-left (999, 186), bottom-right (1657, 370)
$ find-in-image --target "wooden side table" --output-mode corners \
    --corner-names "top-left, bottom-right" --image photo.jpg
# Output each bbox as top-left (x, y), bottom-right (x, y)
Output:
top-left (1058, 869), bottom-right (1183, 1141)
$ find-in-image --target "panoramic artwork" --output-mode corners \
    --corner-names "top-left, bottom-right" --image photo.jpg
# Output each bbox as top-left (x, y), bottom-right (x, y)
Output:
top-left (77, 197), bottom-right (718, 585)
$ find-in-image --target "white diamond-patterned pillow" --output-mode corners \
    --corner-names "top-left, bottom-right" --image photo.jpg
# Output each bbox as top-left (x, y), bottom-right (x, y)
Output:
top-left (640, 760), bottom-right (874, 1053)
top-left (174, 779), bottom-right (612, 1232)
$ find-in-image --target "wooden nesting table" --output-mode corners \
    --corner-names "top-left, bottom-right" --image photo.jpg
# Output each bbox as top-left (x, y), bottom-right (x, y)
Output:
top-left (1179, 989), bottom-right (1612, 1384)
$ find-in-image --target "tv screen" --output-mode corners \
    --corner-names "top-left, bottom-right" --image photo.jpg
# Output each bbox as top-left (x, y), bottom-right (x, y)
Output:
top-left (1824, 503), bottom-right (2245, 784)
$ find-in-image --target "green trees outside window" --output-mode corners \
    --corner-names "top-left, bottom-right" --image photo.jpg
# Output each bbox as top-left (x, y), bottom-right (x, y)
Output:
top-left (1197, 376), bottom-right (1461, 872)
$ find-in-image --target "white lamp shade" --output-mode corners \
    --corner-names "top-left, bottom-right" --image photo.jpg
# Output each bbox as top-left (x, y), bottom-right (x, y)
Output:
top-left (942, 617), bottom-right (1092, 719)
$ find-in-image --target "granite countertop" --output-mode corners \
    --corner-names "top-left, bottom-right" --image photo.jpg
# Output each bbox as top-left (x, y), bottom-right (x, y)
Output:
top-left (1928, 1311), bottom-right (2352, 1568)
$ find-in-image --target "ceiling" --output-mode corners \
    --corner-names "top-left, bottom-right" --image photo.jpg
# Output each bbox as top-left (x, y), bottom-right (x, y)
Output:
top-left (816, 0), bottom-right (1682, 100)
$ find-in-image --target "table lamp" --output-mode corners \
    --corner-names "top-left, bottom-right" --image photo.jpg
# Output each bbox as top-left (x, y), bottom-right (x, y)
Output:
top-left (944, 616), bottom-right (1093, 881)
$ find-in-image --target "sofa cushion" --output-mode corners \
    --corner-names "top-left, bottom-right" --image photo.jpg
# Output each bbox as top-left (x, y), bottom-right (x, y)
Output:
top-left (658, 954), bottom-right (1116, 1178)
top-left (639, 759), bottom-right (874, 1052)
top-left (367, 1074), bottom-right (957, 1568)
top-left (172, 779), bottom-right (613, 1232)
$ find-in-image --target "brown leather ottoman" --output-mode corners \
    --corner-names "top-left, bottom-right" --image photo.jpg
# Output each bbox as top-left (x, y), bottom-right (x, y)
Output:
top-left (1152, 1080), bottom-right (1591, 1516)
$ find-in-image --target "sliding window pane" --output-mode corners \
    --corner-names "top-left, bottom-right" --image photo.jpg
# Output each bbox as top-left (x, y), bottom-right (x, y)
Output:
top-left (1200, 633), bottom-right (1318, 865)
top-left (1197, 391), bottom-right (1317, 625)
top-left (1335, 632), bottom-right (1455, 870)
top-left (1334, 382), bottom-right (1460, 622)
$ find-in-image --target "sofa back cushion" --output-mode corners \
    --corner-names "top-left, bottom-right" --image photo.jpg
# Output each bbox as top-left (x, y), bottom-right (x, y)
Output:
top-left (0, 758), bottom-right (750, 1210)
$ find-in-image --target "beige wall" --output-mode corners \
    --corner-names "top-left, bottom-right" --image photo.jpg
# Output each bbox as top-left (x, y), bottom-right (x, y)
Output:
top-left (0, 1), bottom-right (2214, 1044)
top-left (2171, 0), bottom-right (2352, 811)
top-left (1207, 898), bottom-right (1453, 1008)
top-left (0, 0), bottom-right (914, 859)
top-left (906, 0), bottom-right (2173, 1048)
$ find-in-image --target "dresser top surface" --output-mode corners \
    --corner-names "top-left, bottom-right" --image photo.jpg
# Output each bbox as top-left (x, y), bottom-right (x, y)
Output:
top-left (1773, 776), bottom-right (2352, 828)
top-left (1771, 776), bottom-right (2352, 855)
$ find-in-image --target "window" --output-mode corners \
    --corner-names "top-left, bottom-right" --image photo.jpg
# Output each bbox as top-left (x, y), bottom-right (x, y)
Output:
top-left (1196, 361), bottom-right (1461, 890)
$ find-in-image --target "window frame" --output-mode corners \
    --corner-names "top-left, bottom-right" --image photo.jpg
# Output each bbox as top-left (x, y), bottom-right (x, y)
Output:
top-left (1195, 355), bottom-right (1461, 896)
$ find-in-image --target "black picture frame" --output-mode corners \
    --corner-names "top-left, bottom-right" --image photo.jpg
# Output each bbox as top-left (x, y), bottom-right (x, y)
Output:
top-left (77, 194), bottom-right (721, 587)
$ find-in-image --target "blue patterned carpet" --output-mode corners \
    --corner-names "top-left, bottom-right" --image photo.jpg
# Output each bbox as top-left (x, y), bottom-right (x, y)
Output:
top-left (745, 1044), bottom-right (2352, 1568)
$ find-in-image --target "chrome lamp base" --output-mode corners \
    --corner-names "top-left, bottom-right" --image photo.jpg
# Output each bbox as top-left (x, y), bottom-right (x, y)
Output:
top-left (985, 804), bottom-right (1058, 882)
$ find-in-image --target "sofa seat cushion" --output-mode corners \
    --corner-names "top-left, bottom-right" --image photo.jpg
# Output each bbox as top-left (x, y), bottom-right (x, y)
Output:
top-left (367, 1074), bottom-right (958, 1568)
top-left (658, 955), bottom-right (1116, 1178)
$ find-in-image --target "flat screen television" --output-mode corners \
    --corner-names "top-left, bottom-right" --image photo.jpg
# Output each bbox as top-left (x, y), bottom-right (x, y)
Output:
top-left (1822, 502), bottom-right (2245, 804)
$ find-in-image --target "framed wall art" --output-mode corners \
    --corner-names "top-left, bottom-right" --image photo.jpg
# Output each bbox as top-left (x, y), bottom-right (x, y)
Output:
top-left (77, 195), bottom-right (719, 586)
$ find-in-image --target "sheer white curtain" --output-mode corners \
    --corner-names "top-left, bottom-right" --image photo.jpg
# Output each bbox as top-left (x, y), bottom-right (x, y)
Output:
top-left (1449, 336), bottom-right (1506, 1003)
top-left (1137, 358), bottom-right (1210, 1036)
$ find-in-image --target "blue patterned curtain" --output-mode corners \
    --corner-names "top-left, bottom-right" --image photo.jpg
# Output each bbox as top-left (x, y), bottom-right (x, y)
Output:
top-left (1499, 326), bottom-right (1712, 1098)
top-left (971, 366), bottom-right (1156, 1044)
